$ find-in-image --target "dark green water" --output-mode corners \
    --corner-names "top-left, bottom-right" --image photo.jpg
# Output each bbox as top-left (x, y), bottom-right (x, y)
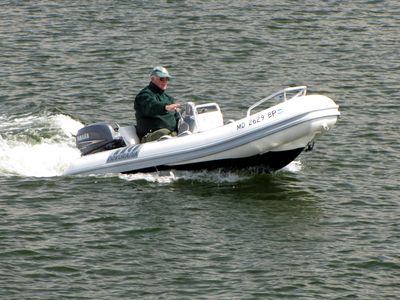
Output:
top-left (1, 1), bottom-right (399, 299)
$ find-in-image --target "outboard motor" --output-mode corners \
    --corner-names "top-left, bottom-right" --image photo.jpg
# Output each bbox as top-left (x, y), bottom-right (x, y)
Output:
top-left (76, 122), bottom-right (126, 156)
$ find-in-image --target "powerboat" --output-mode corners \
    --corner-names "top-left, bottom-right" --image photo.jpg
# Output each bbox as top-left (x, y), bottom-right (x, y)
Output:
top-left (63, 86), bottom-right (340, 176)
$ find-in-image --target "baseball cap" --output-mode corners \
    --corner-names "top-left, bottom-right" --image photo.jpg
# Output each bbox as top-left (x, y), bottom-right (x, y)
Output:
top-left (150, 66), bottom-right (171, 78)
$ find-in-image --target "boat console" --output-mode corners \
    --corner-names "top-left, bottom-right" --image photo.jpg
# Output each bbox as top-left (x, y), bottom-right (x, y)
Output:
top-left (181, 102), bottom-right (224, 133)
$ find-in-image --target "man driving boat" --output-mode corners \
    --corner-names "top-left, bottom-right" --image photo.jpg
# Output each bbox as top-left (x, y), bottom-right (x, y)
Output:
top-left (134, 66), bottom-right (180, 143)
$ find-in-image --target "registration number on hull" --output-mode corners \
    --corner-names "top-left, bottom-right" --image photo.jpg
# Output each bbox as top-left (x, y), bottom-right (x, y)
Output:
top-left (237, 109), bottom-right (281, 130)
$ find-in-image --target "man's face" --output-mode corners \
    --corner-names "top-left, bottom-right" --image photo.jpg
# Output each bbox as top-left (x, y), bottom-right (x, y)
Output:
top-left (151, 76), bottom-right (169, 91)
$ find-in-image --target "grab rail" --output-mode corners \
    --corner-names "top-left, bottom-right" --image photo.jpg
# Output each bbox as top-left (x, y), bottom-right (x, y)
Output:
top-left (246, 86), bottom-right (307, 117)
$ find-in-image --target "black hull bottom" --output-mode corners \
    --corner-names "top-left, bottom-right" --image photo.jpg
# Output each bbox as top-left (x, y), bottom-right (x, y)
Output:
top-left (123, 147), bottom-right (304, 174)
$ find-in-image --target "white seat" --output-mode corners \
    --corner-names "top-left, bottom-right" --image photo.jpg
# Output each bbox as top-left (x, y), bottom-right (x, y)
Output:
top-left (119, 125), bottom-right (140, 145)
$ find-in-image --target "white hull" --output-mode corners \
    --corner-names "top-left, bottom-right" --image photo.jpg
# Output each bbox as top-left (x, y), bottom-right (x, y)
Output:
top-left (64, 87), bottom-right (340, 176)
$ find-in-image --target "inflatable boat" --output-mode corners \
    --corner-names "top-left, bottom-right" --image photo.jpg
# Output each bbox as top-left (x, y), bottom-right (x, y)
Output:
top-left (64, 86), bottom-right (340, 176)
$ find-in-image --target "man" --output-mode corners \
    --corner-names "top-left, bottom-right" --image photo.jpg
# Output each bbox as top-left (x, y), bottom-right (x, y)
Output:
top-left (134, 66), bottom-right (180, 143)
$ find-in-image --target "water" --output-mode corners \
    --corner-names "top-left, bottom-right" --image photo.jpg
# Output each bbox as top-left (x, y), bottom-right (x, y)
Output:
top-left (1, 1), bottom-right (399, 299)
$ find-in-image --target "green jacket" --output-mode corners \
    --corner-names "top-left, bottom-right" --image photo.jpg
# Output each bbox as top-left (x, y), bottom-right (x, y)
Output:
top-left (134, 82), bottom-right (177, 138)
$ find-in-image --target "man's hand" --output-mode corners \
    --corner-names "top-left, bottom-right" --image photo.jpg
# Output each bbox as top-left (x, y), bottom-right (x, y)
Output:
top-left (165, 103), bottom-right (180, 112)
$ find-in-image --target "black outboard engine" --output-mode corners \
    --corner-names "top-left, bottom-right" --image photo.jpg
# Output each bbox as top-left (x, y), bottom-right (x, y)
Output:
top-left (76, 122), bottom-right (126, 156)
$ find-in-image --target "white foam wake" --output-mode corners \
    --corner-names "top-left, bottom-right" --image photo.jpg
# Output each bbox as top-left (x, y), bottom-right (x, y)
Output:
top-left (281, 160), bottom-right (303, 173)
top-left (0, 114), bottom-right (83, 177)
top-left (118, 172), bottom-right (178, 184)
top-left (118, 162), bottom-right (302, 184)
top-left (118, 170), bottom-right (245, 184)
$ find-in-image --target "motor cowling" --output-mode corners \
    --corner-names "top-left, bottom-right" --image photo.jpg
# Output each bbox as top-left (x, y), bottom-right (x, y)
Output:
top-left (76, 122), bottom-right (126, 156)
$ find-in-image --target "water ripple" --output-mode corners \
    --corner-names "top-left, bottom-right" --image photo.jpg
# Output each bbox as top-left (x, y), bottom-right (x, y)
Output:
top-left (1, 1), bottom-right (399, 299)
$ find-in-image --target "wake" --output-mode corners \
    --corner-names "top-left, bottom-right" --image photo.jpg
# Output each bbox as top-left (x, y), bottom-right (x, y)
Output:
top-left (0, 113), bottom-right (82, 177)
